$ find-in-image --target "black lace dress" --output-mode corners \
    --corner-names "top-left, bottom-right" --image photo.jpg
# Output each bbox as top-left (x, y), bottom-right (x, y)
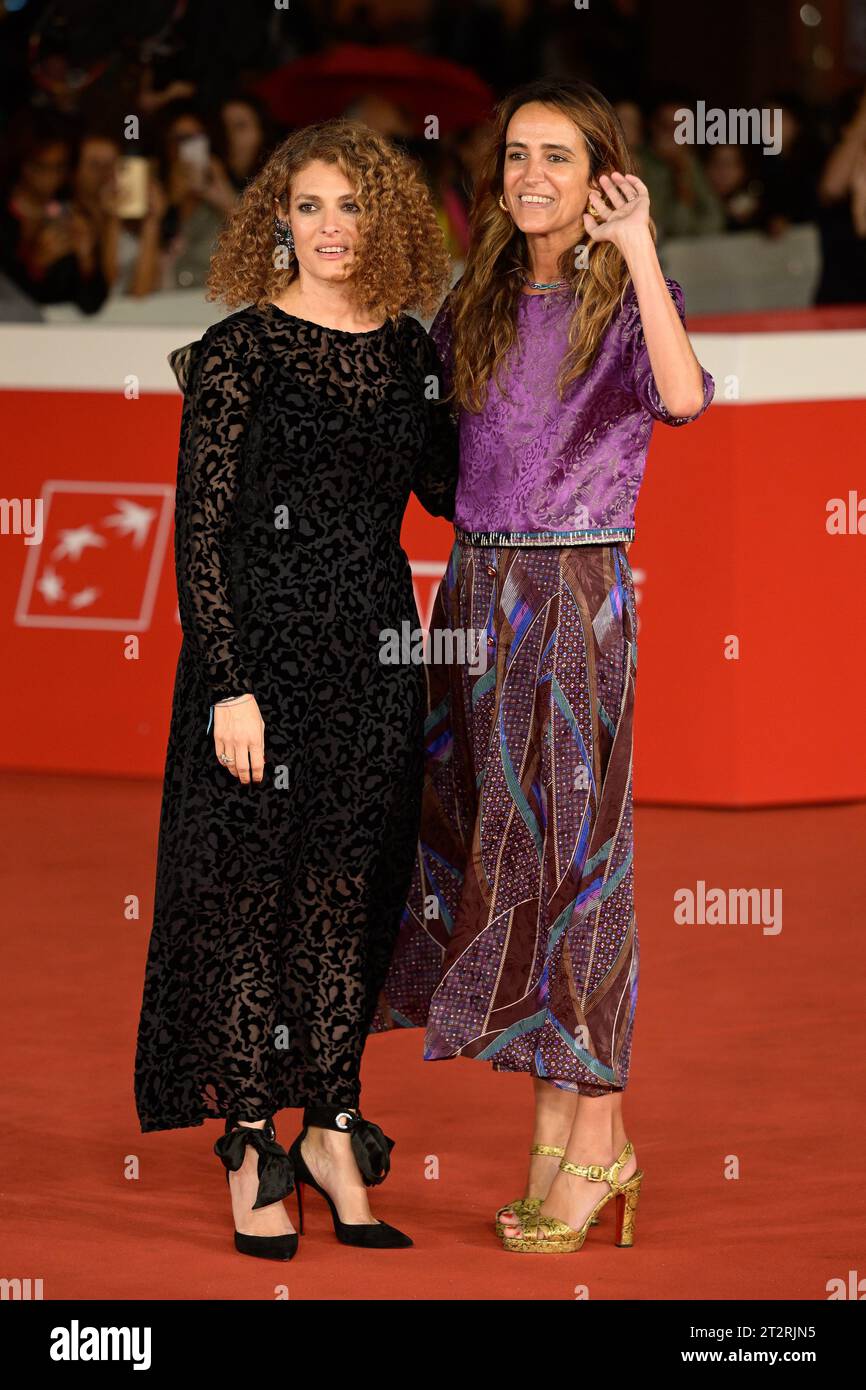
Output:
top-left (133, 302), bottom-right (458, 1132)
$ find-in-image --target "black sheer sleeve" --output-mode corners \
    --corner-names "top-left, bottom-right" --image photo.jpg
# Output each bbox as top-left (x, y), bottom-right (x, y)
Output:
top-left (171, 315), bottom-right (262, 704)
top-left (428, 291), bottom-right (455, 397)
top-left (405, 308), bottom-right (459, 521)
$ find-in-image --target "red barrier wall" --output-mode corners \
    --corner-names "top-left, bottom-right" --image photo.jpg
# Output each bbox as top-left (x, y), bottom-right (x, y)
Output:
top-left (1, 313), bottom-right (863, 805)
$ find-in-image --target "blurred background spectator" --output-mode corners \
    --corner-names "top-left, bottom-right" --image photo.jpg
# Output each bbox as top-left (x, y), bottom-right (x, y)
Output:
top-left (814, 85), bottom-right (866, 304)
top-left (152, 100), bottom-right (237, 291)
top-left (638, 91), bottom-right (726, 241)
top-left (759, 92), bottom-right (825, 234)
top-left (703, 144), bottom-right (763, 232)
top-left (0, 111), bottom-right (110, 312)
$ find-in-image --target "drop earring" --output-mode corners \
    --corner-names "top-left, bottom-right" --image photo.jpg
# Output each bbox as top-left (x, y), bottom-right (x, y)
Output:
top-left (273, 216), bottom-right (295, 257)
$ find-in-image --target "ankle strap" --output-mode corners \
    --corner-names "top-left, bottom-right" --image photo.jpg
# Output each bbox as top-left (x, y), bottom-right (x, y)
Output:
top-left (303, 1105), bottom-right (358, 1133)
top-left (303, 1105), bottom-right (395, 1187)
top-left (226, 1113), bottom-right (277, 1139)
top-left (530, 1143), bottom-right (565, 1157)
top-left (559, 1141), bottom-right (634, 1186)
top-left (213, 1114), bottom-right (294, 1209)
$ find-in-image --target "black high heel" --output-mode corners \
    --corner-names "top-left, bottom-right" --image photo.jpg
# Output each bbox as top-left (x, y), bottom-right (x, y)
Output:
top-left (213, 1114), bottom-right (298, 1261)
top-left (288, 1104), bottom-right (413, 1249)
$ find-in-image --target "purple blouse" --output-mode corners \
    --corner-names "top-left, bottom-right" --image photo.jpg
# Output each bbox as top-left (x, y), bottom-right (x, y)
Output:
top-left (429, 276), bottom-right (714, 540)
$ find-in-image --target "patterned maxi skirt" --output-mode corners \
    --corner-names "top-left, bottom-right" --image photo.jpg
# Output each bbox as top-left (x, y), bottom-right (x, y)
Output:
top-left (371, 539), bottom-right (639, 1096)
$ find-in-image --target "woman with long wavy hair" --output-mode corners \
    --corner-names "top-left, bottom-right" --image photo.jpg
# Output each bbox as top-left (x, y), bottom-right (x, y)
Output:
top-left (133, 118), bottom-right (458, 1259)
top-left (375, 79), bottom-right (714, 1253)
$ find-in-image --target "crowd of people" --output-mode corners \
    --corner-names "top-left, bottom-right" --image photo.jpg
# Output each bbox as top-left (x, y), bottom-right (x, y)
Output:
top-left (1, 0), bottom-right (865, 316)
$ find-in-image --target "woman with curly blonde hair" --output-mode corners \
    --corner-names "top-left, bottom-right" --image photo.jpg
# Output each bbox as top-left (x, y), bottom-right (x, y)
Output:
top-left (375, 79), bottom-right (714, 1254)
top-left (134, 119), bottom-right (458, 1259)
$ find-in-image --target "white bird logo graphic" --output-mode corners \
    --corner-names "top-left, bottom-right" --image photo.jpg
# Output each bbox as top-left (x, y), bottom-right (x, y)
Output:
top-left (51, 525), bottom-right (106, 562)
top-left (102, 499), bottom-right (157, 548)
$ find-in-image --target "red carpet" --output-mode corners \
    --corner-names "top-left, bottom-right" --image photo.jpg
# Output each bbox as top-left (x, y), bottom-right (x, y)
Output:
top-left (2, 772), bottom-right (863, 1300)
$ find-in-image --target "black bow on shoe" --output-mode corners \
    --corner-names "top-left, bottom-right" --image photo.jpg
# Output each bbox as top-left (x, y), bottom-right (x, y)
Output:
top-left (213, 1117), bottom-right (295, 1210)
top-left (302, 1105), bottom-right (395, 1186)
top-left (347, 1116), bottom-right (395, 1186)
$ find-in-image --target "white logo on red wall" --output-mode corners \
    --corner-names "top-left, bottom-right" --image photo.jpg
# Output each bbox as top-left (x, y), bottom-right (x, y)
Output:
top-left (16, 481), bottom-right (174, 629)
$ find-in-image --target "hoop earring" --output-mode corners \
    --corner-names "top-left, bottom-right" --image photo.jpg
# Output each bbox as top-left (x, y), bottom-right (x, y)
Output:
top-left (498, 193), bottom-right (510, 216)
top-left (273, 216), bottom-right (295, 256)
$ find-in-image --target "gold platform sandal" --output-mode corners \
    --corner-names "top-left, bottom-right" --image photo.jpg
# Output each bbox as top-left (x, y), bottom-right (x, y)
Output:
top-left (501, 1141), bottom-right (643, 1254)
top-left (494, 1144), bottom-right (599, 1238)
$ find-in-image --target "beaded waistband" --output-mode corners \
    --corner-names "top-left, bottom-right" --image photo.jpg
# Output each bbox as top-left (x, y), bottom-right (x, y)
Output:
top-left (455, 526), bottom-right (634, 548)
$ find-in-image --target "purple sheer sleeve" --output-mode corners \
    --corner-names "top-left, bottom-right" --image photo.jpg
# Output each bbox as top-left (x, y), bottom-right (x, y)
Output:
top-left (620, 275), bottom-right (714, 426)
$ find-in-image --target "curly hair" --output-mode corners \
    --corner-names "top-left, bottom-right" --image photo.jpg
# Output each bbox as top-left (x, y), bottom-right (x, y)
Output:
top-left (206, 118), bottom-right (453, 321)
top-left (448, 78), bottom-right (658, 413)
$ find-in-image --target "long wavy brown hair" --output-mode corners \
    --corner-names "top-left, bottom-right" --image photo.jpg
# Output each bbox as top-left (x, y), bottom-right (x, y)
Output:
top-left (449, 79), bottom-right (657, 413)
top-left (206, 118), bottom-right (452, 321)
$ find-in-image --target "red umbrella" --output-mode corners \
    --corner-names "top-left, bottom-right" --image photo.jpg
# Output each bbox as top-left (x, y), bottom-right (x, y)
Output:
top-left (254, 43), bottom-right (494, 135)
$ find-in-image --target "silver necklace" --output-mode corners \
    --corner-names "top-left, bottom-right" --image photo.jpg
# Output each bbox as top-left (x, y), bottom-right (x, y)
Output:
top-left (523, 276), bottom-right (569, 290)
